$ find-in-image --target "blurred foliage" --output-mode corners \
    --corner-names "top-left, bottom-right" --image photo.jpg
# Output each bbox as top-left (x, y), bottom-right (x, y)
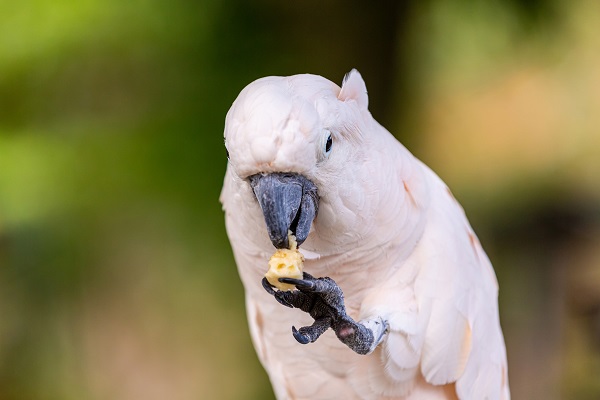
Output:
top-left (0, 0), bottom-right (599, 399)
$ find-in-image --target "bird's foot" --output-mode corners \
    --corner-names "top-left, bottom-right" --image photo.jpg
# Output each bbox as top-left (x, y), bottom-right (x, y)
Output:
top-left (262, 273), bottom-right (388, 354)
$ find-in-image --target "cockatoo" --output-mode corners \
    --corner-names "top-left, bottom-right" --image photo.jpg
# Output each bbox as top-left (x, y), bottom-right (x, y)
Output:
top-left (221, 70), bottom-right (510, 399)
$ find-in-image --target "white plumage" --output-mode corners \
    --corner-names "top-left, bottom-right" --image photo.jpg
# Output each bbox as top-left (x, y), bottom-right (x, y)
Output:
top-left (221, 70), bottom-right (509, 399)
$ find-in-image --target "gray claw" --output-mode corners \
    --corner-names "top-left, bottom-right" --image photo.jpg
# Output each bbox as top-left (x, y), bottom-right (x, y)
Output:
top-left (262, 277), bottom-right (276, 295)
top-left (292, 326), bottom-right (310, 344)
top-left (279, 277), bottom-right (315, 291)
top-left (263, 278), bottom-right (295, 307)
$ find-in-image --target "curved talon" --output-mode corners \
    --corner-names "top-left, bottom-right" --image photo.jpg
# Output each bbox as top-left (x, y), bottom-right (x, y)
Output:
top-left (263, 278), bottom-right (295, 307)
top-left (292, 326), bottom-right (310, 344)
top-left (262, 277), bottom-right (276, 295)
top-left (279, 277), bottom-right (316, 291)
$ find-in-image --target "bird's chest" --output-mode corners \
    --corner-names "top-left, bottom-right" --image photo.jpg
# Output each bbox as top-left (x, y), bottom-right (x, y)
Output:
top-left (260, 306), bottom-right (366, 399)
top-left (301, 249), bottom-right (397, 313)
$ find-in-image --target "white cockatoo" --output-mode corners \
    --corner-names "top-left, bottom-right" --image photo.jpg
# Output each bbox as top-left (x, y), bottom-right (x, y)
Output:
top-left (221, 70), bottom-right (509, 400)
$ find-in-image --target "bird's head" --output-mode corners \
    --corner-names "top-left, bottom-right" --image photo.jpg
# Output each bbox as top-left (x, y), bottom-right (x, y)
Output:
top-left (224, 70), bottom-right (371, 250)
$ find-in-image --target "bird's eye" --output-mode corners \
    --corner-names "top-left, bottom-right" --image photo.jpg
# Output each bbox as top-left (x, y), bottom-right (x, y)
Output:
top-left (226, 148), bottom-right (230, 159)
top-left (325, 134), bottom-right (333, 154)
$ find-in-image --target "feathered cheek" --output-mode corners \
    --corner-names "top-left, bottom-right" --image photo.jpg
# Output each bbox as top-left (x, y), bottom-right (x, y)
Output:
top-left (314, 197), bottom-right (358, 236)
top-left (315, 200), bottom-right (336, 228)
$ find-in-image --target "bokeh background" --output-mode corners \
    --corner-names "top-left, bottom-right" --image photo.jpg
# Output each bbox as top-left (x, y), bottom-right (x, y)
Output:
top-left (1, 0), bottom-right (599, 399)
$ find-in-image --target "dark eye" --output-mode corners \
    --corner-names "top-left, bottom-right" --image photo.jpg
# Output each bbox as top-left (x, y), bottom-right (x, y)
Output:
top-left (325, 134), bottom-right (333, 154)
top-left (226, 148), bottom-right (230, 159)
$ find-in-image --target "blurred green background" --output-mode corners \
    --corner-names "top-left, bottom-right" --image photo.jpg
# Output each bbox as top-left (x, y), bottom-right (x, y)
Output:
top-left (1, 1), bottom-right (599, 399)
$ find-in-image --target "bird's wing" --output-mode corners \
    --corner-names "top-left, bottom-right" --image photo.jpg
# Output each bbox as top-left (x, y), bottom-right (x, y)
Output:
top-left (413, 164), bottom-right (509, 399)
top-left (352, 161), bottom-right (509, 399)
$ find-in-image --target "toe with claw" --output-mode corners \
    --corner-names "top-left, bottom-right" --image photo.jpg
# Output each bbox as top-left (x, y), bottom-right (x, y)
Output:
top-left (262, 272), bottom-right (388, 355)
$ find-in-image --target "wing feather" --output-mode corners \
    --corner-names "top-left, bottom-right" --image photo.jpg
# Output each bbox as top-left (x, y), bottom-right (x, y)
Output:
top-left (414, 165), bottom-right (509, 398)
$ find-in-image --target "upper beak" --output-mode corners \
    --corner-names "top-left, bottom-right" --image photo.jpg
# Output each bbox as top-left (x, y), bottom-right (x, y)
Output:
top-left (249, 173), bottom-right (319, 249)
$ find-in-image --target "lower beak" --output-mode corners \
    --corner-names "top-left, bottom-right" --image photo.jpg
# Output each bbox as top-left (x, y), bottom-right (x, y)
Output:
top-left (249, 173), bottom-right (319, 249)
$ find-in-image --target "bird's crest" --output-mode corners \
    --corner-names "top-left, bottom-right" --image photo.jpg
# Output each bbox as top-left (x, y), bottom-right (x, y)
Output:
top-left (338, 69), bottom-right (368, 109)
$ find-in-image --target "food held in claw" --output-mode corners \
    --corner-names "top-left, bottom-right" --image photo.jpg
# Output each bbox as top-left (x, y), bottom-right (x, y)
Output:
top-left (265, 232), bottom-right (304, 291)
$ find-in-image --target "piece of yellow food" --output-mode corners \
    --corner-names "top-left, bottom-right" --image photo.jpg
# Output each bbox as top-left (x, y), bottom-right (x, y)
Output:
top-left (265, 232), bottom-right (304, 291)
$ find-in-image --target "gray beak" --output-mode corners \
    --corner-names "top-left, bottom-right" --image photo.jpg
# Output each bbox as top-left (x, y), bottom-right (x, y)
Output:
top-left (249, 173), bottom-right (319, 249)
